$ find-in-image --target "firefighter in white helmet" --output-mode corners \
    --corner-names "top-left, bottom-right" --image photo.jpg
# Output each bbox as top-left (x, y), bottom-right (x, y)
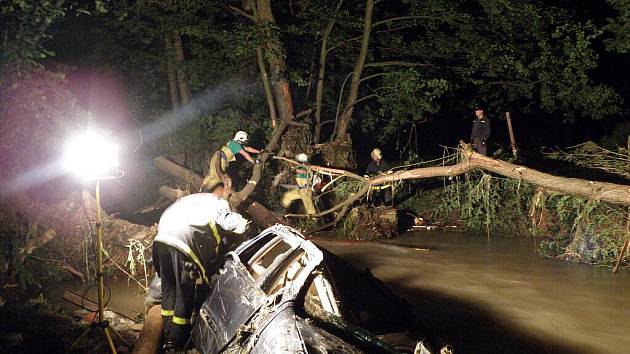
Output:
top-left (365, 148), bottom-right (393, 206)
top-left (202, 130), bottom-right (262, 193)
top-left (281, 153), bottom-right (317, 215)
top-left (152, 183), bottom-right (249, 351)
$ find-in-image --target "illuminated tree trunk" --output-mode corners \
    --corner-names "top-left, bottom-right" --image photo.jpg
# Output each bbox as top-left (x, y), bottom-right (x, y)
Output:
top-left (165, 35), bottom-right (180, 110)
top-left (172, 32), bottom-right (192, 104)
top-left (314, 0), bottom-right (344, 143)
top-left (334, 0), bottom-right (374, 146)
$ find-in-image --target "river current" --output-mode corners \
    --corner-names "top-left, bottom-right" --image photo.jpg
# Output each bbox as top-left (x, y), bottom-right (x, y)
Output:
top-left (315, 231), bottom-right (630, 354)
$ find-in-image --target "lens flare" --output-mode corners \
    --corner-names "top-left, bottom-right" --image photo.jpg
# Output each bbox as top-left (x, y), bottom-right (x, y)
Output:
top-left (63, 131), bottom-right (118, 180)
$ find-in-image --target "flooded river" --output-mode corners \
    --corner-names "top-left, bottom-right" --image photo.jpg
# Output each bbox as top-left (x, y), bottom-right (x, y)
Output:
top-left (315, 231), bottom-right (630, 354)
top-left (67, 231), bottom-right (629, 353)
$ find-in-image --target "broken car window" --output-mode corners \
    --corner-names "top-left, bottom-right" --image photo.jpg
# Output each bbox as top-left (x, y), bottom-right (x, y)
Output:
top-left (264, 249), bottom-right (308, 297)
top-left (245, 236), bottom-right (293, 282)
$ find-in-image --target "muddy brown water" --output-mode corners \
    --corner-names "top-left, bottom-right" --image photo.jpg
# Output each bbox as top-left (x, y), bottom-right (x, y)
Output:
top-left (315, 231), bottom-right (630, 354)
top-left (53, 231), bottom-right (629, 353)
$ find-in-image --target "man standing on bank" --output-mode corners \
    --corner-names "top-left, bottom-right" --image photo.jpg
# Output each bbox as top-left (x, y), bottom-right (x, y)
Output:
top-left (152, 184), bottom-right (249, 352)
top-left (470, 104), bottom-right (491, 156)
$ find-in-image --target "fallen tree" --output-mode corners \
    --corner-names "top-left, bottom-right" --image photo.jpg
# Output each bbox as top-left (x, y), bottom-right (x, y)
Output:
top-left (1, 190), bottom-right (156, 290)
top-left (274, 144), bottom-right (630, 225)
top-left (154, 156), bottom-right (288, 228)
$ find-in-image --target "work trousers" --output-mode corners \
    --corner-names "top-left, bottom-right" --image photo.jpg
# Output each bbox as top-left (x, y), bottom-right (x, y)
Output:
top-left (281, 188), bottom-right (316, 215)
top-left (153, 242), bottom-right (196, 350)
top-left (202, 153), bottom-right (231, 192)
top-left (369, 186), bottom-right (393, 206)
top-left (472, 138), bottom-right (488, 156)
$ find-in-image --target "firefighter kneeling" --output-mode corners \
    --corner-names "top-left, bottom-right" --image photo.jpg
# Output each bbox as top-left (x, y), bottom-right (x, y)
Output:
top-left (152, 183), bottom-right (249, 351)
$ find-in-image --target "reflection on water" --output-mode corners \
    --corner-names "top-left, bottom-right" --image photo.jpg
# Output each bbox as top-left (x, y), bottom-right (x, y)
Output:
top-left (55, 279), bottom-right (146, 320)
top-left (315, 232), bottom-right (630, 354)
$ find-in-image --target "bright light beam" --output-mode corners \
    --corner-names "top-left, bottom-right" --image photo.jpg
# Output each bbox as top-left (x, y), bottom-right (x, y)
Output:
top-left (63, 131), bottom-right (119, 180)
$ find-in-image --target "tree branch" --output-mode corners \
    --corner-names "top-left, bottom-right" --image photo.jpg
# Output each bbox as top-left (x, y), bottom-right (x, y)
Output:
top-left (226, 5), bottom-right (256, 21)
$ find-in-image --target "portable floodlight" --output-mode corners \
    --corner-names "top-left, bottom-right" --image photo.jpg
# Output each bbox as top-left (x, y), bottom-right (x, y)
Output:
top-left (65, 130), bottom-right (127, 354)
top-left (63, 131), bottom-right (119, 181)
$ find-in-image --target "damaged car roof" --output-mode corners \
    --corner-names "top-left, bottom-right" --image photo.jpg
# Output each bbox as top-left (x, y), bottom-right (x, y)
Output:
top-left (193, 224), bottom-right (441, 354)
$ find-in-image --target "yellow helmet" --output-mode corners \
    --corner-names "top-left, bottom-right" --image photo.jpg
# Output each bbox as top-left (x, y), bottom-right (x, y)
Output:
top-left (371, 148), bottom-right (382, 160)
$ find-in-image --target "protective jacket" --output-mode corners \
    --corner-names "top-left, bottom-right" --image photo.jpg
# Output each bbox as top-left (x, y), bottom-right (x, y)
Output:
top-left (470, 116), bottom-right (491, 142)
top-left (154, 193), bottom-right (249, 285)
top-left (366, 158), bottom-right (391, 175)
top-left (153, 193), bottom-right (249, 349)
top-left (203, 140), bottom-right (244, 191)
top-left (281, 165), bottom-right (316, 215)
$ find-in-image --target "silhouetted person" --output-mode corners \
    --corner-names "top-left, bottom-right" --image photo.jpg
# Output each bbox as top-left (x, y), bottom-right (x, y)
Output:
top-left (365, 148), bottom-right (392, 206)
top-left (470, 104), bottom-right (491, 155)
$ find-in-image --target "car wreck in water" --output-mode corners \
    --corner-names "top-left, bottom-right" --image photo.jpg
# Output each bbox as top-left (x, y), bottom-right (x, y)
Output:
top-left (149, 224), bottom-right (443, 353)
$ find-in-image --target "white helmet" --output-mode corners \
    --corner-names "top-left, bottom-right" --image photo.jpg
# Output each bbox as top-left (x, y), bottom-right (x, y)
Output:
top-left (296, 153), bottom-right (308, 163)
top-left (371, 148), bottom-right (382, 160)
top-left (233, 131), bottom-right (248, 143)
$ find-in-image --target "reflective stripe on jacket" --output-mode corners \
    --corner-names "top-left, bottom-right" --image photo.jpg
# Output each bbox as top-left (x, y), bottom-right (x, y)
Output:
top-left (154, 193), bottom-right (249, 284)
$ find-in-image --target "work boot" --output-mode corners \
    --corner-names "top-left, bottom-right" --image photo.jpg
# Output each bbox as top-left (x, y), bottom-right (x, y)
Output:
top-left (170, 323), bottom-right (192, 351)
top-left (162, 340), bottom-right (187, 354)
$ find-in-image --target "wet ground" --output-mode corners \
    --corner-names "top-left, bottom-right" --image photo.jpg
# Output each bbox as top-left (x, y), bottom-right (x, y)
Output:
top-left (314, 231), bottom-right (630, 354)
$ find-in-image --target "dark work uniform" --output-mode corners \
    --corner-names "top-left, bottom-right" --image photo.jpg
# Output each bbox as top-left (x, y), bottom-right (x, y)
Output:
top-left (152, 193), bottom-right (248, 350)
top-left (471, 115), bottom-right (491, 155)
top-left (365, 158), bottom-right (392, 206)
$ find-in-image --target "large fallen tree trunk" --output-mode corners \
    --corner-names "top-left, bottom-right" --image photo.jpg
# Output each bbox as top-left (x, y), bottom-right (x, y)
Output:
top-left (372, 148), bottom-right (630, 206)
top-left (154, 157), bottom-right (288, 228)
top-left (1, 190), bottom-right (156, 290)
top-left (276, 144), bottom-right (630, 224)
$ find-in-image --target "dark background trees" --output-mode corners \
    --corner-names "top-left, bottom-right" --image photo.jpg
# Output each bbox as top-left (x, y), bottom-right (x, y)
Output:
top-left (1, 0), bottom-right (630, 275)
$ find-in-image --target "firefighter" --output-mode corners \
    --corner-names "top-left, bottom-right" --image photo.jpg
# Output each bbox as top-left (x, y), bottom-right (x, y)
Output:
top-left (365, 148), bottom-right (393, 206)
top-left (202, 130), bottom-right (262, 193)
top-left (281, 153), bottom-right (317, 215)
top-left (152, 184), bottom-right (249, 351)
top-left (470, 104), bottom-right (491, 156)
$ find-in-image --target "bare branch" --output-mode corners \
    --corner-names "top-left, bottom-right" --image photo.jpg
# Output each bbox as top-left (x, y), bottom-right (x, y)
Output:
top-left (226, 5), bottom-right (256, 21)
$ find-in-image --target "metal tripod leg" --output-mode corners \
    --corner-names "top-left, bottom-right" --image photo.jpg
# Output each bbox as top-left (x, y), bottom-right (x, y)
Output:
top-left (70, 324), bottom-right (93, 350)
top-left (108, 324), bottom-right (131, 347)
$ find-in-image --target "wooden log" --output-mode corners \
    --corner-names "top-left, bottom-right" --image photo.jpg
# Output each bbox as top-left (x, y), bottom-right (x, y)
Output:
top-left (132, 305), bottom-right (163, 354)
top-left (158, 185), bottom-right (189, 200)
top-left (242, 199), bottom-right (288, 228)
top-left (154, 157), bottom-right (203, 187)
top-left (154, 156), bottom-right (289, 227)
top-left (505, 112), bottom-right (518, 158)
top-left (371, 148), bottom-right (630, 207)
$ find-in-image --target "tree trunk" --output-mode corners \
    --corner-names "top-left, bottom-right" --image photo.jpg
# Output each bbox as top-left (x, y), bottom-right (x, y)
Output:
top-left (314, 0), bottom-right (344, 143)
top-left (172, 32), bottom-right (192, 104)
top-left (370, 148), bottom-right (630, 207)
top-left (256, 47), bottom-right (278, 128)
top-left (165, 35), bottom-right (180, 110)
top-left (335, 0), bottom-right (374, 142)
top-left (153, 156), bottom-right (287, 227)
top-left (132, 305), bottom-right (163, 354)
top-left (256, 0), bottom-right (294, 124)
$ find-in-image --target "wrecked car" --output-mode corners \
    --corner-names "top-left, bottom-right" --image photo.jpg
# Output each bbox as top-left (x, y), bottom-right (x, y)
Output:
top-left (192, 224), bottom-right (439, 353)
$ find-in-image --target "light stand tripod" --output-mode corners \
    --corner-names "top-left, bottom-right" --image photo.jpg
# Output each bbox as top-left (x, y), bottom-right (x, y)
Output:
top-left (70, 180), bottom-right (129, 353)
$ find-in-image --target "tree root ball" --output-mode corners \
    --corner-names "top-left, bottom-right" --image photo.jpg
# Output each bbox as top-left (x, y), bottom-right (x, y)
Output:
top-left (338, 206), bottom-right (398, 240)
